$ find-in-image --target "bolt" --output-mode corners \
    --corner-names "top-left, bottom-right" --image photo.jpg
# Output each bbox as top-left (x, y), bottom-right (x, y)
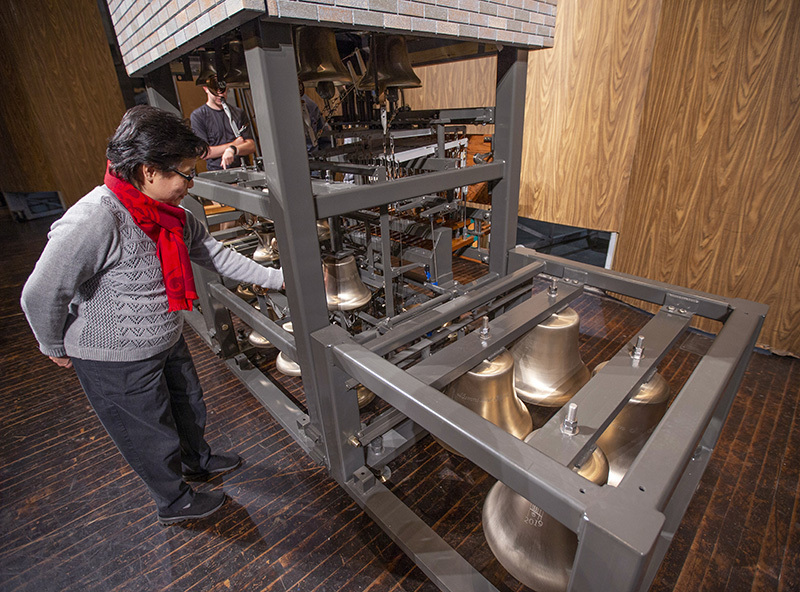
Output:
top-left (561, 403), bottom-right (579, 435)
top-left (548, 278), bottom-right (558, 297)
top-left (631, 335), bottom-right (645, 360)
top-left (347, 435), bottom-right (362, 448)
top-left (479, 316), bottom-right (490, 340)
top-left (369, 436), bottom-right (385, 455)
top-left (221, 324), bottom-right (230, 331)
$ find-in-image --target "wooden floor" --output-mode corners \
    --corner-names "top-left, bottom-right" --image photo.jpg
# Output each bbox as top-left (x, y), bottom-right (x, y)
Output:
top-left (1, 206), bottom-right (798, 592)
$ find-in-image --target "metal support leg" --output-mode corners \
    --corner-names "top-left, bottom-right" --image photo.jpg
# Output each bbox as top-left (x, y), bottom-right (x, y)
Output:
top-left (489, 48), bottom-right (528, 276)
top-left (242, 20), bottom-right (361, 478)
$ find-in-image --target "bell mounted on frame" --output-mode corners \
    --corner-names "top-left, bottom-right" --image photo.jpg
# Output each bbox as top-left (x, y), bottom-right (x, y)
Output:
top-left (222, 39), bottom-right (249, 88)
top-left (482, 438), bottom-right (609, 592)
top-left (437, 349), bottom-right (532, 456)
top-left (296, 26), bottom-right (353, 86)
top-left (510, 307), bottom-right (591, 408)
top-left (195, 49), bottom-right (218, 87)
top-left (322, 253), bottom-right (372, 311)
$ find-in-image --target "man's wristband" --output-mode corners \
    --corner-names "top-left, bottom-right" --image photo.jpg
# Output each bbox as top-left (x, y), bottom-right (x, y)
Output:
top-left (226, 144), bottom-right (238, 156)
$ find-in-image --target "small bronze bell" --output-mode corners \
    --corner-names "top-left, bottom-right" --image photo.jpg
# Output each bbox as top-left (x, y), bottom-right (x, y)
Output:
top-left (275, 322), bottom-right (301, 376)
top-left (483, 440), bottom-right (609, 592)
top-left (253, 235), bottom-right (279, 263)
top-left (511, 307), bottom-right (591, 407)
top-left (317, 220), bottom-right (331, 242)
top-left (323, 254), bottom-right (372, 311)
top-left (593, 361), bottom-right (670, 487)
top-left (248, 331), bottom-right (271, 348)
top-left (356, 385), bottom-right (376, 408)
top-left (437, 349), bottom-right (532, 456)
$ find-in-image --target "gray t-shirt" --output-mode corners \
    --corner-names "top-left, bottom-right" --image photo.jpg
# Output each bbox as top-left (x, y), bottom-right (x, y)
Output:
top-left (190, 103), bottom-right (253, 170)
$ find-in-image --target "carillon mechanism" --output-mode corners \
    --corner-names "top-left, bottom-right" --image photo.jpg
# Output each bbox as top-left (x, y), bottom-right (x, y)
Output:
top-left (179, 19), bottom-right (766, 592)
top-left (483, 441), bottom-right (609, 592)
top-left (511, 308), bottom-right (591, 407)
top-left (438, 350), bottom-right (532, 456)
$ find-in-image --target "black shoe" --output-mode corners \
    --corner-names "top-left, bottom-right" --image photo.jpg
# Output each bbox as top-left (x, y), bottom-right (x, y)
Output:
top-left (183, 452), bottom-right (242, 480)
top-left (158, 491), bottom-right (226, 525)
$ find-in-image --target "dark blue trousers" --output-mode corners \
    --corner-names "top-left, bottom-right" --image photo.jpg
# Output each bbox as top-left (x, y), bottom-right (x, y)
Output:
top-left (72, 335), bottom-right (212, 513)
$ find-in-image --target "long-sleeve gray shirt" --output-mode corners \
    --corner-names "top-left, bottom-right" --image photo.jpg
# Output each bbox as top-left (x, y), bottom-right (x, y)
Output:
top-left (21, 185), bottom-right (283, 362)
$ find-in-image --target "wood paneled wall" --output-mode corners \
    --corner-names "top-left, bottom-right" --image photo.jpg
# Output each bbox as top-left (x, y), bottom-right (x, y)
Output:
top-left (0, 0), bottom-right (125, 208)
top-left (615, 0), bottom-right (800, 354)
top-left (519, 0), bottom-right (663, 230)
top-left (403, 56), bottom-right (496, 135)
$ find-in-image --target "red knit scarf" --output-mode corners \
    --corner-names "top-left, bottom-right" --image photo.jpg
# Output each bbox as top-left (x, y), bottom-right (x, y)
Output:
top-left (104, 162), bottom-right (198, 311)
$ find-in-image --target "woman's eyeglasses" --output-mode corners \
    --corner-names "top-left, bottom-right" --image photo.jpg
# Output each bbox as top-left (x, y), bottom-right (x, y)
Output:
top-left (171, 168), bottom-right (196, 182)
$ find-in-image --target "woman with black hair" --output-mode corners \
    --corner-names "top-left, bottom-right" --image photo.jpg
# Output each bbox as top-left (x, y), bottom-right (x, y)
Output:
top-left (21, 105), bottom-right (283, 525)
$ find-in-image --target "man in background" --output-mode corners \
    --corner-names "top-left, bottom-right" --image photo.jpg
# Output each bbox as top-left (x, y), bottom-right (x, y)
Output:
top-left (191, 77), bottom-right (255, 170)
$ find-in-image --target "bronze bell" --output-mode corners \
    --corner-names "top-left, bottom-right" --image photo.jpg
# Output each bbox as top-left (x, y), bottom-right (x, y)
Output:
top-left (195, 49), bottom-right (217, 87)
top-left (248, 331), bottom-right (271, 348)
top-left (275, 322), bottom-right (301, 376)
top-left (593, 361), bottom-right (670, 487)
top-left (253, 235), bottom-right (279, 263)
top-left (483, 441), bottom-right (609, 592)
top-left (356, 385), bottom-right (376, 408)
top-left (382, 35), bottom-right (422, 88)
top-left (323, 254), bottom-right (372, 311)
top-left (296, 26), bottom-right (352, 85)
top-left (317, 220), bottom-right (331, 242)
top-left (511, 307), bottom-right (591, 407)
top-left (222, 39), bottom-right (249, 87)
top-left (437, 350), bottom-right (532, 456)
top-left (356, 35), bottom-right (392, 92)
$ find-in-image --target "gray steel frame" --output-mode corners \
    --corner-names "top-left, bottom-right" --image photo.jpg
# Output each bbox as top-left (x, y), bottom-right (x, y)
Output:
top-left (176, 18), bottom-right (767, 592)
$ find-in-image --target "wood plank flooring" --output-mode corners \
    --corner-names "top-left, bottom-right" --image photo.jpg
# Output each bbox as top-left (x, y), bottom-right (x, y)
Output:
top-left (1, 206), bottom-right (798, 591)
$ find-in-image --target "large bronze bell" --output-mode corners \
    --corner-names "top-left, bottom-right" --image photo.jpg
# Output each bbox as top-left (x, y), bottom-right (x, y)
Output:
top-left (483, 441), bottom-right (609, 592)
top-left (275, 322), bottom-right (302, 376)
top-left (323, 254), bottom-right (372, 311)
top-left (356, 36), bottom-right (390, 92)
top-left (357, 35), bottom-right (421, 91)
top-left (438, 350), bottom-right (532, 456)
top-left (593, 361), bottom-right (670, 487)
top-left (511, 307), bottom-right (591, 407)
top-left (222, 39), bottom-right (249, 87)
top-left (296, 26), bottom-right (352, 85)
top-left (382, 35), bottom-right (422, 88)
top-left (195, 49), bottom-right (217, 87)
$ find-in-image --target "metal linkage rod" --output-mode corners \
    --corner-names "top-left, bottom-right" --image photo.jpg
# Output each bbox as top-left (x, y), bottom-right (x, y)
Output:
top-left (315, 162), bottom-right (505, 219)
top-left (408, 281), bottom-right (583, 389)
top-left (206, 282), bottom-right (296, 359)
top-left (364, 260), bottom-right (544, 356)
